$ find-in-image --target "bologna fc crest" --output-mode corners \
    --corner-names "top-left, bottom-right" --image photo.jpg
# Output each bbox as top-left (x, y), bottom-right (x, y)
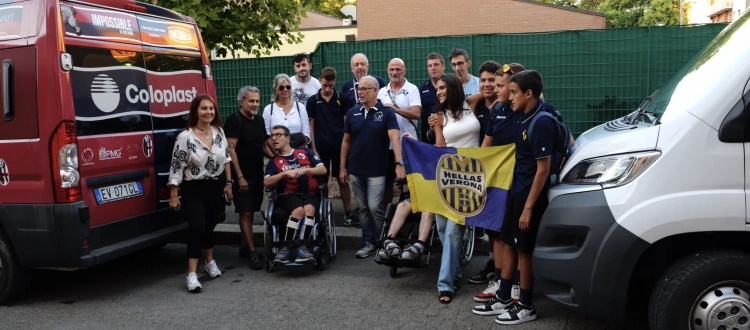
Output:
top-left (143, 135), bottom-right (153, 157)
top-left (0, 159), bottom-right (9, 186)
top-left (437, 154), bottom-right (486, 216)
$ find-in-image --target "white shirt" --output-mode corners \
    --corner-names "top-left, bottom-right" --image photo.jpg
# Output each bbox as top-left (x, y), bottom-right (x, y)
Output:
top-left (262, 101), bottom-right (311, 139)
top-left (291, 76), bottom-right (321, 105)
top-left (377, 78), bottom-right (421, 148)
top-left (441, 105), bottom-right (480, 148)
top-left (168, 126), bottom-right (231, 186)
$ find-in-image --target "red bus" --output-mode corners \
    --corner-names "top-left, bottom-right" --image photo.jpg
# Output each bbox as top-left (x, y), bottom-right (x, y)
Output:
top-left (0, 0), bottom-right (216, 303)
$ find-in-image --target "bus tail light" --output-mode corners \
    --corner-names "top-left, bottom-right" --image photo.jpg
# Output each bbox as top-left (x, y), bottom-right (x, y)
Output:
top-left (51, 121), bottom-right (81, 202)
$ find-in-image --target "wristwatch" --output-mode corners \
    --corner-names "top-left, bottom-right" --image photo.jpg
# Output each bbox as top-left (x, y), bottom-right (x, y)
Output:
top-left (394, 160), bottom-right (404, 166)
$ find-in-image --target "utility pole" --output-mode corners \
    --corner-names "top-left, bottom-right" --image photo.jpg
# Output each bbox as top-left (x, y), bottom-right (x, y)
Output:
top-left (679, 0), bottom-right (684, 25)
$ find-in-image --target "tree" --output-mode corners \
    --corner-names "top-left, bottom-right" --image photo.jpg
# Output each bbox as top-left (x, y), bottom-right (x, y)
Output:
top-left (313, 0), bottom-right (356, 19)
top-left (154, 0), bottom-right (317, 58)
top-left (599, 0), bottom-right (682, 27)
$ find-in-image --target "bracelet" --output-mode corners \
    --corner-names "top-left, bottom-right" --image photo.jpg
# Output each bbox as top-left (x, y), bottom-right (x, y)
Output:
top-left (226, 179), bottom-right (234, 185)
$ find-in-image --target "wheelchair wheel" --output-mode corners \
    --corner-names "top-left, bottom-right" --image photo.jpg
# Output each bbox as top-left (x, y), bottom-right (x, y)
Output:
top-left (264, 223), bottom-right (275, 272)
top-left (325, 200), bottom-right (336, 260)
top-left (460, 225), bottom-right (475, 265)
top-left (314, 251), bottom-right (324, 271)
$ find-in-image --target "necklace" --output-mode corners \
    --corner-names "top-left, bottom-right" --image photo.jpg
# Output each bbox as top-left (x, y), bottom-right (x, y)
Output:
top-left (195, 126), bottom-right (211, 139)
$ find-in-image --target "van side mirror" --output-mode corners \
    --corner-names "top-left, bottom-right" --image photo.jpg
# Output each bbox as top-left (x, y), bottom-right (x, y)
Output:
top-left (718, 78), bottom-right (749, 143)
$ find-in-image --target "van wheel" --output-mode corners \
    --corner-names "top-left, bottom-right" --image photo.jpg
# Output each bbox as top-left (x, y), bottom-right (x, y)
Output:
top-left (648, 250), bottom-right (750, 330)
top-left (0, 231), bottom-right (28, 304)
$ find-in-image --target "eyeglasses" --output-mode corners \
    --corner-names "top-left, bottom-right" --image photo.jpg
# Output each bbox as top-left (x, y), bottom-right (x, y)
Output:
top-left (450, 61), bottom-right (466, 68)
top-left (270, 133), bottom-right (289, 139)
top-left (502, 64), bottom-right (515, 75)
top-left (357, 87), bottom-right (376, 92)
top-left (278, 85), bottom-right (292, 91)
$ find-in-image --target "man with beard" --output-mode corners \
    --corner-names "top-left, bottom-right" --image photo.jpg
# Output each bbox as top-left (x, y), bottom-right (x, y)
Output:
top-left (224, 86), bottom-right (272, 270)
top-left (341, 53), bottom-right (386, 105)
top-left (290, 53), bottom-right (321, 105)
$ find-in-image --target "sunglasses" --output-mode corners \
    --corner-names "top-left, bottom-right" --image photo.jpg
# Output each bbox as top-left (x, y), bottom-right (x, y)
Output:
top-left (278, 85), bottom-right (292, 91)
top-left (502, 64), bottom-right (515, 75)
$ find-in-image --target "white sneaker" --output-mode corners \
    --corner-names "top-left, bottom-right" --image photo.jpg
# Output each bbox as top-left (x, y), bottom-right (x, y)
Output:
top-left (204, 260), bottom-right (222, 278)
top-left (474, 280), bottom-right (500, 302)
top-left (472, 296), bottom-right (514, 315)
top-left (495, 302), bottom-right (537, 325)
top-left (512, 284), bottom-right (521, 301)
top-left (355, 243), bottom-right (377, 258)
top-left (186, 272), bottom-right (202, 292)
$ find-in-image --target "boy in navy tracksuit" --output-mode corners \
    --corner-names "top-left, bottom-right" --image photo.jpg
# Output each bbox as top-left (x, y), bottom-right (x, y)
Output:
top-left (495, 70), bottom-right (556, 325)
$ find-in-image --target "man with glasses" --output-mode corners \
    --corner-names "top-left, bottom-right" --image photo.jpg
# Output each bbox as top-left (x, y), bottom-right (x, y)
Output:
top-left (341, 53), bottom-right (386, 105)
top-left (306, 67), bottom-right (360, 228)
top-left (449, 48), bottom-right (480, 97)
top-left (340, 76), bottom-right (406, 259)
top-left (377, 58), bottom-right (421, 204)
top-left (264, 125), bottom-right (327, 264)
top-left (419, 53), bottom-right (446, 142)
top-left (290, 53), bottom-right (321, 106)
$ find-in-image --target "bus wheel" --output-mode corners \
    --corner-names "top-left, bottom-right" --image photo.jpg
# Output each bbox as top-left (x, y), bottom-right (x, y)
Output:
top-left (0, 231), bottom-right (28, 304)
top-left (649, 250), bottom-right (750, 330)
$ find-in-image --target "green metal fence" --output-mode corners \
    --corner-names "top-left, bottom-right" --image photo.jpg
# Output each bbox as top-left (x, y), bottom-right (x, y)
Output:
top-left (211, 24), bottom-right (727, 136)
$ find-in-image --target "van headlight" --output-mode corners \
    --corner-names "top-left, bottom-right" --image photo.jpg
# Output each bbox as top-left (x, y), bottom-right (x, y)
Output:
top-left (561, 151), bottom-right (660, 188)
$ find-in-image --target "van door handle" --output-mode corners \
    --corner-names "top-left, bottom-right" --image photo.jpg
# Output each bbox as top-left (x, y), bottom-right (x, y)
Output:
top-left (3, 60), bottom-right (13, 122)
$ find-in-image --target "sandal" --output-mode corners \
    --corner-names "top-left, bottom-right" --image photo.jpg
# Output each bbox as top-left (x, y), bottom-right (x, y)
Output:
top-left (438, 291), bottom-right (453, 304)
top-left (400, 242), bottom-right (424, 260)
top-left (378, 238), bottom-right (401, 258)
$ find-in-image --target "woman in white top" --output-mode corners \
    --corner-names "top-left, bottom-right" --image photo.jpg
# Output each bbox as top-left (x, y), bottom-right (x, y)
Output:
top-left (168, 94), bottom-right (233, 293)
top-left (431, 73), bottom-right (481, 304)
top-left (263, 74), bottom-right (311, 148)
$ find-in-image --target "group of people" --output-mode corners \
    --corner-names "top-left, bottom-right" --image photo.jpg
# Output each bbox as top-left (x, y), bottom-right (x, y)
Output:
top-left (166, 49), bottom-right (561, 326)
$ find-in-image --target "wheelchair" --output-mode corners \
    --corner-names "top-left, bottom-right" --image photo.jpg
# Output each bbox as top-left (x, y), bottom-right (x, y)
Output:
top-left (374, 179), bottom-right (475, 277)
top-left (261, 183), bottom-right (336, 272)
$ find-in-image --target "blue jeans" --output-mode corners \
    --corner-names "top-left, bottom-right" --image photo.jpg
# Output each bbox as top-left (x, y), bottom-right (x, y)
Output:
top-left (350, 175), bottom-right (386, 245)
top-left (435, 214), bottom-right (465, 292)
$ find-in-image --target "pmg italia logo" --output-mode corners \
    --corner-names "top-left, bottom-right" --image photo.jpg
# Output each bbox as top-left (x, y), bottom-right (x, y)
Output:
top-left (99, 147), bottom-right (122, 160)
top-left (437, 154), bottom-right (486, 217)
top-left (91, 74), bottom-right (120, 113)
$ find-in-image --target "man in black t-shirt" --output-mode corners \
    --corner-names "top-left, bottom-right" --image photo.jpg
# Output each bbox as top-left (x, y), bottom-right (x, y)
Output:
top-left (307, 67), bottom-right (360, 227)
top-left (225, 86), bottom-right (270, 270)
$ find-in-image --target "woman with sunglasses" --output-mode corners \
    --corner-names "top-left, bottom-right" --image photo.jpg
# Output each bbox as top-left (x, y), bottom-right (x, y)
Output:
top-left (263, 74), bottom-right (311, 149)
top-left (430, 73), bottom-right (481, 304)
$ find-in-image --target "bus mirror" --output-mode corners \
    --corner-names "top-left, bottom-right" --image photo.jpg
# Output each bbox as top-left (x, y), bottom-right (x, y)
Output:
top-left (203, 65), bottom-right (211, 79)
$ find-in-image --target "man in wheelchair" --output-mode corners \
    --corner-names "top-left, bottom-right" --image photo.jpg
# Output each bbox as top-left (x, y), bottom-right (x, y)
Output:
top-left (264, 125), bottom-right (327, 264)
top-left (379, 178), bottom-right (434, 262)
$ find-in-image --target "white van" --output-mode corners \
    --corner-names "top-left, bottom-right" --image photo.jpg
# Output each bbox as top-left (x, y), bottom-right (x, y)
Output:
top-left (533, 13), bottom-right (750, 330)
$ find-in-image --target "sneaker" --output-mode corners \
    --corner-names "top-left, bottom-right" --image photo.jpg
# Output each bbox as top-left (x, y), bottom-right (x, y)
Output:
top-left (186, 272), bottom-right (202, 292)
top-left (343, 214), bottom-right (361, 228)
top-left (275, 247), bottom-right (291, 263)
top-left (248, 250), bottom-right (264, 270)
top-left (512, 284), bottom-right (520, 301)
top-left (474, 280), bottom-right (500, 302)
top-left (355, 243), bottom-right (376, 258)
top-left (495, 302), bottom-right (537, 325)
top-left (204, 260), bottom-right (221, 278)
top-left (468, 258), bottom-right (494, 284)
top-left (472, 296), bottom-right (514, 316)
top-left (295, 246), bottom-right (314, 263)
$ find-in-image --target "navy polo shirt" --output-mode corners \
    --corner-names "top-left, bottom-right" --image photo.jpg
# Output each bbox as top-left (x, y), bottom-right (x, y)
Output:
top-left (512, 100), bottom-right (557, 197)
top-left (344, 101), bottom-right (399, 177)
top-left (485, 103), bottom-right (521, 147)
top-left (341, 76), bottom-right (386, 106)
top-left (475, 101), bottom-right (492, 144)
top-left (306, 90), bottom-right (352, 153)
top-left (418, 79), bottom-right (438, 140)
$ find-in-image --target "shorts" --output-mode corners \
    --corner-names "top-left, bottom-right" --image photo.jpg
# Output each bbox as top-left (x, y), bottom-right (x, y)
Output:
top-left (317, 148), bottom-right (341, 179)
top-left (272, 193), bottom-right (321, 225)
top-left (500, 192), bottom-right (549, 254)
top-left (232, 182), bottom-right (263, 213)
top-left (386, 150), bottom-right (396, 182)
top-left (485, 228), bottom-right (502, 239)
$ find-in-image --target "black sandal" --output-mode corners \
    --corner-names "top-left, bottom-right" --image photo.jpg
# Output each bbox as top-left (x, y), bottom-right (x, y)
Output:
top-left (438, 291), bottom-right (453, 304)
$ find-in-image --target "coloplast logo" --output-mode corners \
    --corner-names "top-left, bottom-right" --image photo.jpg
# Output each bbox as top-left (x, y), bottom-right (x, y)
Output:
top-left (90, 74), bottom-right (120, 113)
top-left (437, 154), bottom-right (487, 217)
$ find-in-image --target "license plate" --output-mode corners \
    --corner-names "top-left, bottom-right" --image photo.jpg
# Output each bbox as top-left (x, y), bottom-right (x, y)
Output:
top-left (94, 181), bottom-right (144, 204)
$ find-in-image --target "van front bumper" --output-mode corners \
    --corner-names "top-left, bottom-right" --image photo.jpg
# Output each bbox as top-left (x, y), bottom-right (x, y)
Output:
top-left (533, 186), bottom-right (650, 322)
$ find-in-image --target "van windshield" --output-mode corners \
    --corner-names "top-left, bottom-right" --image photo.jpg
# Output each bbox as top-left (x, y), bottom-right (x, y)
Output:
top-left (642, 14), bottom-right (750, 121)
